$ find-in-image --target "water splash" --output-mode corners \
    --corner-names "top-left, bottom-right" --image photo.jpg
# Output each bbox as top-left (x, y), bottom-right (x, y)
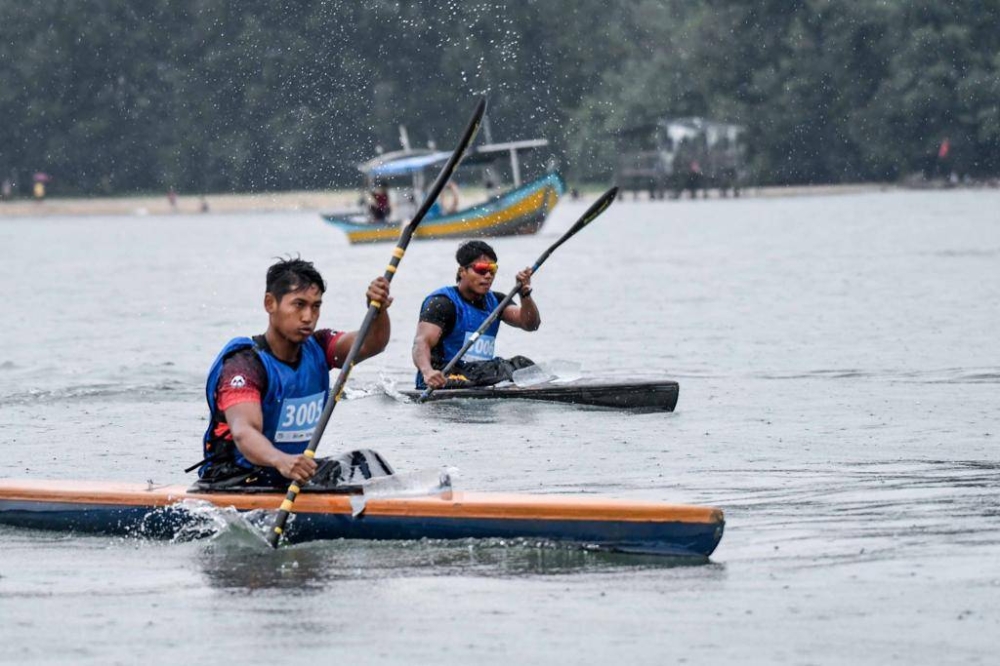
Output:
top-left (133, 499), bottom-right (274, 548)
top-left (350, 466), bottom-right (458, 516)
top-left (512, 359), bottom-right (583, 387)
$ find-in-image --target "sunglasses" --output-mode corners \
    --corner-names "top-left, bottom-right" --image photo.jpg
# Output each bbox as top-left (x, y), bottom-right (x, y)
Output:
top-left (466, 261), bottom-right (498, 276)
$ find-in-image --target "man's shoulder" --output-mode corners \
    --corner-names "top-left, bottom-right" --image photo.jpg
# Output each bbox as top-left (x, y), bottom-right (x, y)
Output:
top-left (312, 329), bottom-right (342, 347)
top-left (218, 347), bottom-right (267, 395)
top-left (425, 285), bottom-right (457, 300)
top-left (422, 291), bottom-right (456, 310)
top-left (420, 292), bottom-right (457, 329)
top-left (221, 346), bottom-right (264, 370)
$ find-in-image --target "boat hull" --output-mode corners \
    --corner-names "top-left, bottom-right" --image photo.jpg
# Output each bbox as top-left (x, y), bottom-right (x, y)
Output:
top-left (401, 380), bottom-right (680, 411)
top-left (323, 173), bottom-right (565, 244)
top-left (0, 480), bottom-right (722, 557)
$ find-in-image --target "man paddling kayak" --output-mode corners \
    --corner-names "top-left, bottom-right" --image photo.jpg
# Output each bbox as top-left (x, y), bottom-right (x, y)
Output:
top-left (195, 258), bottom-right (393, 489)
top-left (413, 240), bottom-right (540, 389)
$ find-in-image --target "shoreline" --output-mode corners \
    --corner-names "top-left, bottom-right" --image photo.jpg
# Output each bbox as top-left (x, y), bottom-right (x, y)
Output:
top-left (0, 181), bottom-right (984, 218)
top-left (0, 189), bottom-right (363, 218)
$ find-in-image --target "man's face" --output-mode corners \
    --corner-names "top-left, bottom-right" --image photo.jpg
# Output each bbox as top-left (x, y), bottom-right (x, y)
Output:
top-left (265, 284), bottom-right (323, 343)
top-left (458, 253), bottom-right (498, 296)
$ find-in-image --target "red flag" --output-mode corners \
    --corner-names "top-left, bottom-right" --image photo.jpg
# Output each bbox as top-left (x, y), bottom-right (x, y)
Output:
top-left (938, 139), bottom-right (950, 160)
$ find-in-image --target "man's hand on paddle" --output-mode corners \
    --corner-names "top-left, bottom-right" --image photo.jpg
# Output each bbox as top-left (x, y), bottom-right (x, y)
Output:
top-left (275, 452), bottom-right (318, 484)
top-left (366, 276), bottom-right (393, 310)
top-left (501, 267), bottom-right (541, 331)
top-left (516, 267), bottom-right (533, 295)
top-left (422, 368), bottom-right (448, 389)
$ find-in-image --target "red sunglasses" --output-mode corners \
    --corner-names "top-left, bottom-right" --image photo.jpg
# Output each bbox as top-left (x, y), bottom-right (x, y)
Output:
top-left (466, 261), bottom-right (498, 276)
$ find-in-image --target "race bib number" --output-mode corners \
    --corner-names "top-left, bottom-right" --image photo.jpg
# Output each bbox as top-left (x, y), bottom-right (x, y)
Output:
top-left (462, 332), bottom-right (496, 362)
top-left (275, 392), bottom-right (325, 443)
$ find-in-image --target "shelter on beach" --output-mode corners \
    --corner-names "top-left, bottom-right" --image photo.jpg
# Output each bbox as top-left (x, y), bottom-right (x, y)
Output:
top-left (616, 116), bottom-right (748, 199)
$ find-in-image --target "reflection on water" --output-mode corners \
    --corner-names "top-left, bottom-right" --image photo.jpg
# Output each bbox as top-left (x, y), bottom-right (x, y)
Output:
top-left (196, 537), bottom-right (717, 591)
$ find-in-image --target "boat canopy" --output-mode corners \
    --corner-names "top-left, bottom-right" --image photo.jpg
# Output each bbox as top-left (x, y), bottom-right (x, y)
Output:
top-left (359, 139), bottom-right (550, 187)
top-left (365, 151), bottom-right (452, 178)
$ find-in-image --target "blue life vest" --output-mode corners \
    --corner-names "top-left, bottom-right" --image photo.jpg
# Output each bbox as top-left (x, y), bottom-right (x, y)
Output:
top-left (415, 286), bottom-right (501, 388)
top-left (202, 336), bottom-right (330, 473)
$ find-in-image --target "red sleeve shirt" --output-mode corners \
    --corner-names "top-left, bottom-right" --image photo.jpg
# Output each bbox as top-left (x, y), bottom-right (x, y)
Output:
top-left (216, 349), bottom-right (268, 412)
top-left (314, 328), bottom-right (346, 370)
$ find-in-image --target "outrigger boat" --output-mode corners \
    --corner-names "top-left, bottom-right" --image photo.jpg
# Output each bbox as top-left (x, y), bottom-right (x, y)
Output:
top-left (401, 379), bottom-right (679, 411)
top-left (322, 135), bottom-right (565, 244)
top-left (0, 478), bottom-right (724, 557)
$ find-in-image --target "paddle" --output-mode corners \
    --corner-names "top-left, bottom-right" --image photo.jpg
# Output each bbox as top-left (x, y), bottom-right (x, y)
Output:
top-left (266, 97), bottom-right (487, 548)
top-left (417, 185), bottom-right (619, 403)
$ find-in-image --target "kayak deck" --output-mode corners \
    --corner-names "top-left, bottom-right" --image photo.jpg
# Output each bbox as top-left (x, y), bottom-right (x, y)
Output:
top-left (0, 479), bottom-right (722, 557)
top-left (401, 379), bottom-right (679, 411)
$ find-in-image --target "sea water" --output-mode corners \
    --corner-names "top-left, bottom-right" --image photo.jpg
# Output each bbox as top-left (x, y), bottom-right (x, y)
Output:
top-left (1, 189), bottom-right (999, 664)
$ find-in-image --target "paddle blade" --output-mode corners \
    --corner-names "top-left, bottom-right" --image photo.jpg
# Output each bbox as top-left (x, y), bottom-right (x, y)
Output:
top-left (567, 185), bottom-right (618, 237)
top-left (402, 97), bottom-right (487, 240)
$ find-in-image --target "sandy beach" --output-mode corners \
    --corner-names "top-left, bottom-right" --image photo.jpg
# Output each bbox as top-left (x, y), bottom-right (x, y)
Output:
top-left (0, 183), bottom-right (897, 218)
top-left (0, 189), bottom-right (363, 218)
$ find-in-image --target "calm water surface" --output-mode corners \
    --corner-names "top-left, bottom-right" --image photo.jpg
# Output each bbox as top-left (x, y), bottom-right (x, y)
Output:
top-left (1, 190), bottom-right (999, 664)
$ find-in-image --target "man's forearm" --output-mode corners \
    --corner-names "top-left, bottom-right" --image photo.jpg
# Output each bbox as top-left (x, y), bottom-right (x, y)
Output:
top-left (412, 339), bottom-right (435, 376)
top-left (358, 309), bottom-right (391, 360)
top-left (232, 427), bottom-right (285, 468)
top-left (520, 296), bottom-right (541, 331)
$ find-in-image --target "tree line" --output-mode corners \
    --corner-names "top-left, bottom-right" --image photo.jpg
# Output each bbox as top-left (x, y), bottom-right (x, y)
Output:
top-left (1, 0), bottom-right (997, 196)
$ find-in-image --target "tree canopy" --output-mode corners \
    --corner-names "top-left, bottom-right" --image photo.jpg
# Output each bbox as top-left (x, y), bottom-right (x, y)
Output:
top-left (1, 0), bottom-right (997, 195)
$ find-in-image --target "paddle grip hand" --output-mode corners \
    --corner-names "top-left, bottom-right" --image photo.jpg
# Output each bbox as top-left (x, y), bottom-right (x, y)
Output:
top-left (365, 276), bottom-right (393, 310)
top-left (516, 267), bottom-right (533, 297)
top-left (421, 368), bottom-right (448, 389)
top-left (276, 453), bottom-right (318, 484)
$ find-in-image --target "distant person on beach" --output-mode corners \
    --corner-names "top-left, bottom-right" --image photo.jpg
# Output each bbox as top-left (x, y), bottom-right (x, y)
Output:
top-left (412, 240), bottom-right (539, 390)
top-left (193, 257), bottom-right (393, 490)
top-left (168, 187), bottom-right (178, 211)
top-left (33, 181), bottom-right (45, 202)
top-left (936, 138), bottom-right (952, 181)
top-left (685, 160), bottom-right (704, 199)
top-left (427, 181), bottom-right (460, 218)
top-left (1, 178), bottom-right (11, 201)
top-left (369, 182), bottom-right (391, 222)
top-left (200, 196), bottom-right (210, 213)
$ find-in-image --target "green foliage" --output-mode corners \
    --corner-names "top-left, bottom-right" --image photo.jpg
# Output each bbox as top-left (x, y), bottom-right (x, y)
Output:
top-left (1, 0), bottom-right (997, 194)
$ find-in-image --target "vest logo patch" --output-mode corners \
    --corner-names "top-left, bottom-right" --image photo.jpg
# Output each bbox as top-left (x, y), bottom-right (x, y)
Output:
top-left (229, 375), bottom-right (247, 389)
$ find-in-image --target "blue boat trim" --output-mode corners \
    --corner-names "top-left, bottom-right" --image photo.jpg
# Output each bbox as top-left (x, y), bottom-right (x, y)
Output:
top-left (322, 173), bottom-right (566, 244)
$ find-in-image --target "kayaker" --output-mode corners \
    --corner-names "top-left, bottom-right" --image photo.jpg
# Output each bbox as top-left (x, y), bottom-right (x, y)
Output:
top-left (369, 181), bottom-right (391, 222)
top-left (413, 240), bottom-right (539, 389)
top-left (194, 257), bottom-right (393, 490)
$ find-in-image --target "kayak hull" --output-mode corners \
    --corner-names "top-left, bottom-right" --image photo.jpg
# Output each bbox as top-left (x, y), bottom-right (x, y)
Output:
top-left (0, 480), bottom-right (722, 557)
top-left (401, 379), bottom-right (680, 411)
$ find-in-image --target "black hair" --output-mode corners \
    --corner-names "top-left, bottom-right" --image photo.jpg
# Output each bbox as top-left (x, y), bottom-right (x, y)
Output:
top-left (455, 240), bottom-right (497, 281)
top-left (266, 257), bottom-right (326, 301)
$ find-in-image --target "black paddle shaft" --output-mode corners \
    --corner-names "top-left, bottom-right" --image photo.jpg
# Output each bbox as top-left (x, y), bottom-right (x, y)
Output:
top-left (418, 185), bottom-right (619, 402)
top-left (266, 98), bottom-right (487, 548)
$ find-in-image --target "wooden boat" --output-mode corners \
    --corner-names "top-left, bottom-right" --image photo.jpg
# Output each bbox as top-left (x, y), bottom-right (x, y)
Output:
top-left (323, 172), bottom-right (564, 244)
top-left (401, 379), bottom-right (679, 411)
top-left (0, 479), bottom-right (723, 557)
